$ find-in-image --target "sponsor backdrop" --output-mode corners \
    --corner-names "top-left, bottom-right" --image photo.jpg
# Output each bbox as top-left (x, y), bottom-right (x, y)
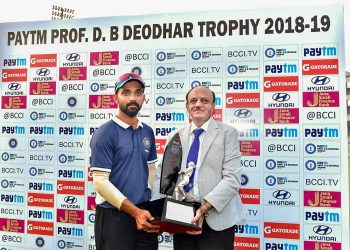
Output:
top-left (0, 4), bottom-right (348, 250)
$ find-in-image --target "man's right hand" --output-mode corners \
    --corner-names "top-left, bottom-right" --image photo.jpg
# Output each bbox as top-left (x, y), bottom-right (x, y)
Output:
top-left (134, 209), bottom-right (160, 233)
top-left (120, 199), bottom-right (159, 233)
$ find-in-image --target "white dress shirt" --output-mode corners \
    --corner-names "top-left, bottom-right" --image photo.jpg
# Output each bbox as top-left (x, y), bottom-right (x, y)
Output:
top-left (187, 118), bottom-right (212, 201)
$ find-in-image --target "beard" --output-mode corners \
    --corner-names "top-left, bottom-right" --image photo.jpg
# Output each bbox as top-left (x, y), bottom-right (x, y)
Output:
top-left (119, 102), bottom-right (142, 117)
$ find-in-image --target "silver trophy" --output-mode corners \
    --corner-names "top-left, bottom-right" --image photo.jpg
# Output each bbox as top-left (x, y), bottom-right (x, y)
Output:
top-left (148, 133), bottom-right (201, 234)
top-left (174, 162), bottom-right (195, 201)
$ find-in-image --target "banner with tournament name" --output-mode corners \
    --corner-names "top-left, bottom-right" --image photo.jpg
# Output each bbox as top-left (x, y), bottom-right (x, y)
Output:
top-left (0, 4), bottom-right (348, 250)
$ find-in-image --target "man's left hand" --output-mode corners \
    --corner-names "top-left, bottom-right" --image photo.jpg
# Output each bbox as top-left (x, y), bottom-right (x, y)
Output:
top-left (185, 207), bottom-right (206, 235)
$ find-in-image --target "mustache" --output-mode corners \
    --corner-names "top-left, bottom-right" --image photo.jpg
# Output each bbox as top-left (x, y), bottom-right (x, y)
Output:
top-left (194, 107), bottom-right (203, 111)
top-left (126, 102), bottom-right (140, 108)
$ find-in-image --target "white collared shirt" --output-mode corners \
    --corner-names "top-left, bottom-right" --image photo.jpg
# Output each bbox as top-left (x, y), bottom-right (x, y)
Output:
top-left (188, 118), bottom-right (212, 201)
top-left (112, 116), bottom-right (143, 129)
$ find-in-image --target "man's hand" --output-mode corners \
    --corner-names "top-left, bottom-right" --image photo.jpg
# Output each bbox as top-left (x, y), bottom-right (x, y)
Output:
top-left (134, 209), bottom-right (160, 233)
top-left (120, 199), bottom-right (160, 233)
top-left (185, 207), bottom-right (206, 235)
top-left (186, 201), bottom-right (212, 235)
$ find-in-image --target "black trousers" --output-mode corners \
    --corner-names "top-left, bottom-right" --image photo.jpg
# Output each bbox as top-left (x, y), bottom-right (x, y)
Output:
top-left (95, 205), bottom-right (158, 250)
top-left (173, 220), bottom-right (235, 250)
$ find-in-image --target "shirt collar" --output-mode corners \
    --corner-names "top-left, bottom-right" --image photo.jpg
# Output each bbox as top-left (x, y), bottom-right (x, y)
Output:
top-left (190, 118), bottom-right (212, 134)
top-left (112, 116), bottom-right (143, 129)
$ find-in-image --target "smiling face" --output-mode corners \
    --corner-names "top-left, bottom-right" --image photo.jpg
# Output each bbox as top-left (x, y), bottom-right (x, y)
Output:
top-left (186, 86), bottom-right (215, 127)
top-left (115, 80), bottom-right (145, 118)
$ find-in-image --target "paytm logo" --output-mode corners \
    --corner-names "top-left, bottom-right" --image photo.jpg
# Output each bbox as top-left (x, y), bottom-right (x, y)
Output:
top-left (90, 127), bottom-right (99, 135)
top-left (28, 210), bottom-right (53, 220)
top-left (215, 97), bottom-right (221, 106)
top-left (304, 128), bottom-right (339, 138)
top-left (233, 224), bottom-right (259, 235)
top-left (3, 58), bottom-right (27, 67)
top-left (57, 226), bottom-right (83, 236)
top-left (239, 129), bottom-right (259, 138)
top-left (303, 46), bottom-right (337, 57)
top-left (155, 127), bottom-right (176, 136)
top-left (265, 63), bottom-right (297, 74)
top-left (2, 126), bottom-right (25, 134)
top-left (305, 211), bottom-right (340, 222)
top-left (265, 128), bottom-right (298, 138)
top-left (58, 170), bottom-right (84, 179)
top-left (59, 126), bottom-right (84, 135)
top-left (29, 181), bottom-right (53, 191)
top-left (155, 112), bottom-right (185, 122)
top-left (30, 126), bottom-right (54, 135)
top-left (227, 80), bottom-right (258, 90)
top-left (266, 243), bottom-right (298, 250)
top-left (1, 193), bottom-right (24, 203)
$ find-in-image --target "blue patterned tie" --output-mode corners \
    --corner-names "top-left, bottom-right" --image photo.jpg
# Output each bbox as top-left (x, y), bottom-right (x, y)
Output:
top-left (184, 128), bottom-right (204, 192)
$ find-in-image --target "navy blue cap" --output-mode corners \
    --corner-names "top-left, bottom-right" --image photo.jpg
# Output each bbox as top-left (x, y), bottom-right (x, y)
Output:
top-left (115, 73), bottom-right (145, 93)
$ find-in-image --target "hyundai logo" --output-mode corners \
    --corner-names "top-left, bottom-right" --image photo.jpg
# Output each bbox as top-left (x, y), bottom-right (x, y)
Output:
top-left (36, 68), bottom-right (50, 76)
top-left (272, 190), bottom-right (291, 200)
top-left (272, 93), bottom-right (290, 102)
top-left (8, 82), bottom-right (21, 90)
top-left (313, 225), bottom-right (332, 235)
top-left (311, 76), bottom-right (330, 85)
top-left (234, 109), bottom-right (252, 118)
top-left (66, 53), bottom-right (81, 61)
top-left (64, 196), bottom-right (78, 204)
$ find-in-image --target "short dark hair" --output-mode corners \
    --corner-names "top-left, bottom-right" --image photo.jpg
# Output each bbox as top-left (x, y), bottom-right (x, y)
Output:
top-left (185, 86), bottom-right (216, 103)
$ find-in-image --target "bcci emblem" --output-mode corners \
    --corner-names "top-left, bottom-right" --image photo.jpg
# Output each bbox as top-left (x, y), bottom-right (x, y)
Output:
top-left (143, 137), bottom-right (151, 148)
top-left (171, 144), bottom-right (179, 155)
top-left (36, 236), bottom-right (45, 247)
top-left (132, 66), bottom-right (142, 76)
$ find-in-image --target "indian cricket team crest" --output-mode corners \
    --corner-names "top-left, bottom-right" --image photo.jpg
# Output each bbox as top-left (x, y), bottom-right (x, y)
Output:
top-left (170, 140), bottom-right (180, 155)
top-left (131, 66), bottom-right (142, 76)
top-left (143, 137), bottom-right (151, 148)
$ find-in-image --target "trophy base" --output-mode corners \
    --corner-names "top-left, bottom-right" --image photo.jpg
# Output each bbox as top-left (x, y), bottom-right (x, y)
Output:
top-left (147, 197), bottom-right (202, 234)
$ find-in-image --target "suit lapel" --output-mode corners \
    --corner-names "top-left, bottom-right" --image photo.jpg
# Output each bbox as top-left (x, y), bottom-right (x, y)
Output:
top-left (199, 119), bottom-right (218, 164)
